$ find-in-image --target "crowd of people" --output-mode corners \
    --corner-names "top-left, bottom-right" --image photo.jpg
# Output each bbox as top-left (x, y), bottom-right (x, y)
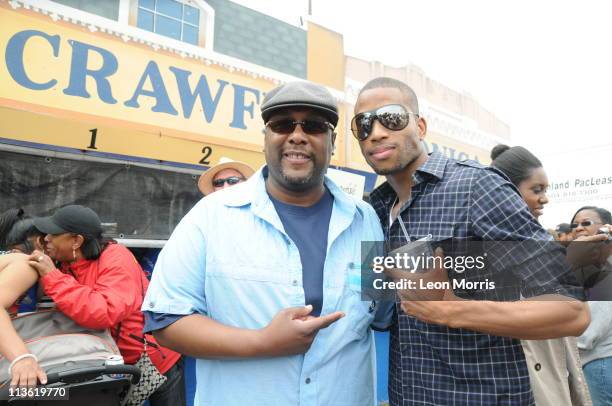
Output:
top-left (0, 205), bottom-right (185, 405)
top-left (0, 155), bottom-right (256, 404)
top-left (0, 77), bottom-right (611, 406)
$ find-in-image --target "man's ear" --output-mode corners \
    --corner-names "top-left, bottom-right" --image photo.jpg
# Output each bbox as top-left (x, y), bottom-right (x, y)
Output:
top-left (417, 116), bottom-right (427, 141)
top-left (331, 132), bottom-right (337, 149)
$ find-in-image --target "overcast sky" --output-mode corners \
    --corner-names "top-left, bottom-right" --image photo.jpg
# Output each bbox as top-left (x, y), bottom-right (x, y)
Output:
top-left (237, 0), bottom-right (612, 160)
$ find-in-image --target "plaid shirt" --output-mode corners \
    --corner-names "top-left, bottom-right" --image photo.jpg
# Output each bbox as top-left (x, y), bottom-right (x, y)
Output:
top-left (369, 152), bottom-right (583, 406)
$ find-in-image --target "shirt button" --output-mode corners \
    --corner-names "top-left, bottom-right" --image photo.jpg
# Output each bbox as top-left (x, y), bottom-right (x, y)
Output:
top-left (534, 363), bottom-right (541, 371)
top-left (292, 280), bottom-right (298, 286)
top-left (305, 378), bottom-right (311, 384)
top-left (149, 301), bottom-right (155, 308)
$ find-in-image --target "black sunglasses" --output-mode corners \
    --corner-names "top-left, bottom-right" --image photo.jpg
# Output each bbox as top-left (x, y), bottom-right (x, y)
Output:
top-left (266, 119), bottom-right (334, 135)
top-left (212, 176), bottom-right (245, 188)
top-left (351, 104), bottom-right (418, 141)
top-left (570, 220), bottom-right (601, 229)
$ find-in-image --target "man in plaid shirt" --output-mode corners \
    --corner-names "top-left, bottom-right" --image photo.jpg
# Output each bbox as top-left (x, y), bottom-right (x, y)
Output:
top-left (352, 77), bottom-right (590, 405)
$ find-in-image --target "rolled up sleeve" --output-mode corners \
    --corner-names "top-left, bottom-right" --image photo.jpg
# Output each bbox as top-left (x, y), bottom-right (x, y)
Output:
top-left (143, 206), bottom-right (208, 316)
top-left (143, 311), bottom-right (185, 333)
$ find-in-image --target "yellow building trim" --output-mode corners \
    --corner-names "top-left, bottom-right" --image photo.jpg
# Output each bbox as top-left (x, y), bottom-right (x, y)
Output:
top-left (307, 22), bottom-right (345, 91)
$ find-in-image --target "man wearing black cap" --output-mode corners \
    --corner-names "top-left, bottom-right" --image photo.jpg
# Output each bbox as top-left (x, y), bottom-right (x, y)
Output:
top-left (143, 81), bottom-right (389, 406)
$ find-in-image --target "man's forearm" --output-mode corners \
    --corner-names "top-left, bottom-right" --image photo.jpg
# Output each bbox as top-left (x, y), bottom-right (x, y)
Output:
top-left (447, 295), bottom-right (590, 339)
top-left (152, 314), bottom-right (265, 359)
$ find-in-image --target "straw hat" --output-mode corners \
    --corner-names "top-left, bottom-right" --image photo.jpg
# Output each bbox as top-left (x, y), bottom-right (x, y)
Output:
top-left (198, 157), bottom-right (255, 195)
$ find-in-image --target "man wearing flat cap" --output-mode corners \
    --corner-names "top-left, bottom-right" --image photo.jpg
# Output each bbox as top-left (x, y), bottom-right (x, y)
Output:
top-left (143, 81), bottom-right (390, 405)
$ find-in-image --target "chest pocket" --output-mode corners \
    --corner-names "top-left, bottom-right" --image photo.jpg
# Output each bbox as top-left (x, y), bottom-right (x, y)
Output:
top-left (205, 255), bottom-right (294, 327)
top-left (342, 261), bottom-right (376, 339)
top-left (205, 222), bottom-right (291, 284)
top-left (207, 257), bottom-right (289, 283)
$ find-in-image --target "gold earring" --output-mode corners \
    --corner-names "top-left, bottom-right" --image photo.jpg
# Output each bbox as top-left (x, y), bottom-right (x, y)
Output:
top-left (72, 248), bottom-right (76, 261)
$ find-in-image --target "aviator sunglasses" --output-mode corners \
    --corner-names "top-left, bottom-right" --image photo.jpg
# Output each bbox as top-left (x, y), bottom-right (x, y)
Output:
top-left (351, 104), bottom-right (418, 141)
top-left (212, 176), bottom-right (245, 188)
top-left (266, 119), bottom-right (334, 135)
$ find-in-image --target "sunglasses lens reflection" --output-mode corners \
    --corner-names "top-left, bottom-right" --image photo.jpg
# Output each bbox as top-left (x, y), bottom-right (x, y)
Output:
top-left (378, 106), bottom-right (410, 130)
top-left (351, 105), bottom-right (411, 141)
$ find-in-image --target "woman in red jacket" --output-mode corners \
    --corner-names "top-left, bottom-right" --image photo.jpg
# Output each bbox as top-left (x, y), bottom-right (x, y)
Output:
top-left (28, 205), bottom-right (185, 406)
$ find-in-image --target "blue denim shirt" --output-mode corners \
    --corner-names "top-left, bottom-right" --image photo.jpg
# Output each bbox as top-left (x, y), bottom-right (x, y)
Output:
top-left (143, 167), bottom-right (389, 406)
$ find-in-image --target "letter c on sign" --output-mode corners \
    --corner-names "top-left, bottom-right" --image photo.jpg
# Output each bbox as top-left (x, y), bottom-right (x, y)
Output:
top-left (6, 30), bottom-right (60, 90)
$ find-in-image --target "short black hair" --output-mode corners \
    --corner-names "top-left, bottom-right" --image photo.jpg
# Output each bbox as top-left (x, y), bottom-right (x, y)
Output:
top-left (570, 206), bottom-right (612, 225)
top-left (358, 77), bottom-right (419, 114)
top-left (490, 144), bottom-right (543, 187)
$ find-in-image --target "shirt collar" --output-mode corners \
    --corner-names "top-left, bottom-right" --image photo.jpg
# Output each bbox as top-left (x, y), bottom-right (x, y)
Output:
top-left (219, 165), bottom-right (357, 217)
top-left (416, 151), bottom-right (448, 181)
top-left (216, 165), bottom-right (264, 208)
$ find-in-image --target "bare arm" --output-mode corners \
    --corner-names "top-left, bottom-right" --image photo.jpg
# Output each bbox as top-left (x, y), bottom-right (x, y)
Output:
top-left (448, 295), bottom-right (589, 339)
top-left (0, 254), bottom-right (47, 386)
top-left (401, 294), bottom-right (590, 340)
top-left (0, 307), bottom-right (30, 364)
top-left (390, 249), bottom-right (591, 339)
top-left (0, 253), bottom-right (38, 308)
top-left (153, 305), bottom-right (344, 359)
top-left (153, 314), bottom-right (264, 359)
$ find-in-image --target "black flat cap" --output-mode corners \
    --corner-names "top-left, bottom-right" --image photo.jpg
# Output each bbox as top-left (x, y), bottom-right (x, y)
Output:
top-left (261, 81), bottom-right (338, 126)
top-left (34, 205), bottom-right (103, 237)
